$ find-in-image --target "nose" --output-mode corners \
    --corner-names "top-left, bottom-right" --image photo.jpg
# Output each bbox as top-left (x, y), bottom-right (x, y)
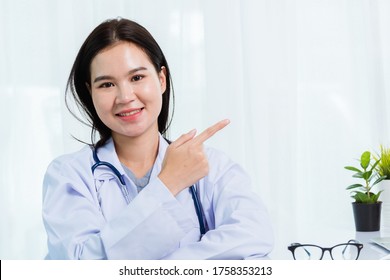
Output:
top-left (116, 83), bottom-right (136, 104)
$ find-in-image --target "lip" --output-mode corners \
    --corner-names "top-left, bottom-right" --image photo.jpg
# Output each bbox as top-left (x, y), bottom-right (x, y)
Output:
top-left (115, 108), bottom-right (144, 121)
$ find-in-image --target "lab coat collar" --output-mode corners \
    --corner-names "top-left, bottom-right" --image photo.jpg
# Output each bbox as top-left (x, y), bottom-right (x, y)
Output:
top-left (92, 138), bottom-right (123, 180)
top-left (151, 134), bottom-right (170, 179)
top-left (93, 134), bottom-right (170, 181)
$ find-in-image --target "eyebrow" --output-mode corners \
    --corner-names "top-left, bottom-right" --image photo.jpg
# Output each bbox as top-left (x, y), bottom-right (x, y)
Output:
top-left (93, 66), bottom-right (148, 84)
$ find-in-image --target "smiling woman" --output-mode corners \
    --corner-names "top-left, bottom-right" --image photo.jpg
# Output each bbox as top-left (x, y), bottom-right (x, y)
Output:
top-left (41, 18), bottom-right (274, 260)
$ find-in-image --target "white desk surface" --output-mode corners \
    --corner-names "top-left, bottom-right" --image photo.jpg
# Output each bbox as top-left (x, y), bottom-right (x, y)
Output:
top-left (268, 222), bottom-right (390, 260)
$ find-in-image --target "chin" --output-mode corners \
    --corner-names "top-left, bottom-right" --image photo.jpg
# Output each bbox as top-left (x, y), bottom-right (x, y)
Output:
top-left (114, 126), bottom-right (157, 139)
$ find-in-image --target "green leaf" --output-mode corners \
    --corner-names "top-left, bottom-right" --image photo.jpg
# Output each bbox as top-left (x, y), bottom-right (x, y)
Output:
top-left (346, 184), bottom-right (364, 190)
top-left (372, 176), bottom-right (387, 186)
top-left (353, 173), bottom-right (364, 178)
top-left (362, 170), bottom-right (372, 180)
top-left (344, 166), bottom-right (363, 173)
top-left (360, 151), bottom-right (371, 169)
top-left (354, 192), bottom-right (370, 203)
top-left (352, 193), bottom-right (363, 203)
top-left (370, 158), bottom-right (381, 172)
top-left (371, 191), bottom-right (383, 202)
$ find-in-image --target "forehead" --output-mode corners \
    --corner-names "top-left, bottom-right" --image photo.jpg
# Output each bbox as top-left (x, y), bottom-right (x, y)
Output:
top-left (90, 41), bottom-right (153, 73)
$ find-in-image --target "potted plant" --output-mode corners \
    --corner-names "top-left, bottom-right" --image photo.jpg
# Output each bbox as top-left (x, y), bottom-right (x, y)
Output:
top-left (376, 145), bottom-right (390, 232)
top-left (344, 151), bottom-right (386, 231)
top-left (376, 145), bottom-right (390, 180)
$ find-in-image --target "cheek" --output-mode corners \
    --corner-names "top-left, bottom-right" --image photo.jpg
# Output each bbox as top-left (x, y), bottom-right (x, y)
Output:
top-left (141, 83), bottom-right (163, 106)
top-left (91, 93), bottom-right (112, 118)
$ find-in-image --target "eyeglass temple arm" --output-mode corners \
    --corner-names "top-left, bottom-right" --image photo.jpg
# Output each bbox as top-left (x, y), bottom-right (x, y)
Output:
top-left (290, 243), bottom-right (311, 258)
top-left (341, 239), bottom-right (360, 255)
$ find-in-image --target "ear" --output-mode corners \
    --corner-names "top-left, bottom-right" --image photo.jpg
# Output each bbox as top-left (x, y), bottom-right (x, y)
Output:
top-left (159, 66), bottom-right (167, 94)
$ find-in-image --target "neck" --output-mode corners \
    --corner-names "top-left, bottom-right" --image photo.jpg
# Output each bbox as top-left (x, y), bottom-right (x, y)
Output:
top-left (112, 129), bottom-right (160, 178)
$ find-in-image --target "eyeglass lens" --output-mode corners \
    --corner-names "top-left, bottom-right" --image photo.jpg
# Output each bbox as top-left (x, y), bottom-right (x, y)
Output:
top-left (331, 244), bottom-right (359, 260)
top-left (294, 245), bottom-right (322, 260)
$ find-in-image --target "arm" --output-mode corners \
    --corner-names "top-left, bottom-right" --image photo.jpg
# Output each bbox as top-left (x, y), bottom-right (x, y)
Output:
top-left (42, 157), bottom-right (196, 259)
top-left (162, 151), bottom-right (274, 259)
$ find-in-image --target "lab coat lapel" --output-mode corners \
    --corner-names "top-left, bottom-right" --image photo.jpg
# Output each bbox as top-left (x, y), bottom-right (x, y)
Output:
top-left (150, 134), bottom-right (170, 179)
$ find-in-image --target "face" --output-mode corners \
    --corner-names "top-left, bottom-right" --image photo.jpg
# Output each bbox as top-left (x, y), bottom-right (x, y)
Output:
top-left (89, 41), bottom-right (166, 141)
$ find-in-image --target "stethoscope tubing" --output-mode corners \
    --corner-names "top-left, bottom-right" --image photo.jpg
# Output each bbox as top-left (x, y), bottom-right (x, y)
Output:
top-left (91, 148), bottom-right (207, 236)
top-left (189, 185), bottom-right (206, 235)
top-left (91, 150), bottom-right (130, 203)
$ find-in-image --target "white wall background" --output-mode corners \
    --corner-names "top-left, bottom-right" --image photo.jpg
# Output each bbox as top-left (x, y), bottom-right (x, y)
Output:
top-left (1, 0), bottom-right (389, 259)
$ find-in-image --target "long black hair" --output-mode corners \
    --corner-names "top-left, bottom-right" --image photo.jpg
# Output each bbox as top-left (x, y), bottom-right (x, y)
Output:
top-left (66, 18), bottom-right (174, 148)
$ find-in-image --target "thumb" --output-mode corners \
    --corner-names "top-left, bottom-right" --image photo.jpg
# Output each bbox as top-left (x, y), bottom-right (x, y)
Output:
top-left (171, 129), bottom-right (197, 147)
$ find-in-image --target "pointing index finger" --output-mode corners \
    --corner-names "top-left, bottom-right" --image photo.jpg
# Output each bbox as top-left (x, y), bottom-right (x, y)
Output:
top-left (193, 119), bottom-right (230, 145)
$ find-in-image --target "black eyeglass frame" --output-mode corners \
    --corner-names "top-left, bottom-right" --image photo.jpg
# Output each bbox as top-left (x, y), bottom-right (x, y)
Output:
top-left (287, 239), bottom-right (364, 260)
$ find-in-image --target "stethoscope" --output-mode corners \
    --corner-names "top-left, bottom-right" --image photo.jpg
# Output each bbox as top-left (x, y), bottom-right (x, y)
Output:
top-left (91, 148), bottom-right (207, 236)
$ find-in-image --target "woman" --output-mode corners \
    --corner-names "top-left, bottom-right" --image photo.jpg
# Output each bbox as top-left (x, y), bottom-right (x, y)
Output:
top-left (42, 18), bottom-right (273, 259)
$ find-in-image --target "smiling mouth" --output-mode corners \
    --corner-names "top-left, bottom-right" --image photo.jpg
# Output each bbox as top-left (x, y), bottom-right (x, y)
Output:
top-left (116, 108), bottom-right (143, 117)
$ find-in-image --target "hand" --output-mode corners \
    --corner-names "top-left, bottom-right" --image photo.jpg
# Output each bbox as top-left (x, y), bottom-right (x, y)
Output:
top-left (158, 119), bottom-right (230, 196)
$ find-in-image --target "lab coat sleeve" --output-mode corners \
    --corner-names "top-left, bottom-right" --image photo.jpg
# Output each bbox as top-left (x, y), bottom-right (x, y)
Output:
top-left (99, 177), bottom-right (197, 259)
top-left (162, 149), bottom-right (274, 260)
top-left (42, 156), bottom-right (196, 260)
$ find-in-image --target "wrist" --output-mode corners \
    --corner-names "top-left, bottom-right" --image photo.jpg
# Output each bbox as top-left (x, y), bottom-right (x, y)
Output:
top-left (158, 173), bottom-right (181, 196)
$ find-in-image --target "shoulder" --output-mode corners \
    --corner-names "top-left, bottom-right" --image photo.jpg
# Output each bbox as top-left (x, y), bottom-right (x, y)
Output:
top-left (204, 145), bottom-right (247, 183)
top-left (204, 145), bottom-right (233, 167)
top-left (204, 145), bottom-right (232, 163)
top-left (47, 145), bottom-right (93, 173)
top-left (43, 145), bottom-right (96, 199)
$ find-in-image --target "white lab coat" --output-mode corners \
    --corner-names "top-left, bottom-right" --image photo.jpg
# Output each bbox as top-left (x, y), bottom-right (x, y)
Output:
top-left (42, 135), bottom-right (274, 259)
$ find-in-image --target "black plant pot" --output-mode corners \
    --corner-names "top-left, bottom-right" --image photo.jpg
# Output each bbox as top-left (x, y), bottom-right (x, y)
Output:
top-left (352, 202), bottom-right (382, 232)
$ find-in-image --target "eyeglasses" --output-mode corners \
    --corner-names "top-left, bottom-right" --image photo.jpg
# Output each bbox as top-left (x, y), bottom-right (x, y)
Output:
top-left (288, 239), bottom-right (363, 260)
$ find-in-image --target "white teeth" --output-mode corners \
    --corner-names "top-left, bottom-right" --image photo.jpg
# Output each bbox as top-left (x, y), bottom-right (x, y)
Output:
top-left (118, 109), bottom-right (141, 117)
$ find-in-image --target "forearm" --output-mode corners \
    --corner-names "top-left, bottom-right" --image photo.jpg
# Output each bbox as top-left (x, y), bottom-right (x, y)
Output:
top-left (44, 175), bottom-right (196, 259)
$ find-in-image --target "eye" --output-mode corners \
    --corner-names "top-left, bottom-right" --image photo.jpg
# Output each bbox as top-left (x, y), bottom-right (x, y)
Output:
top-left (98, 82), bottom-right (115, 88)
top-left (131, 75), bottom-right (144, 82)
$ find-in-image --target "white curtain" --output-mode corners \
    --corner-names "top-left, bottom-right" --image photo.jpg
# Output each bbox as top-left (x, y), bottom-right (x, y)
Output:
top-left (1, 0), bottom-right (389, 259)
